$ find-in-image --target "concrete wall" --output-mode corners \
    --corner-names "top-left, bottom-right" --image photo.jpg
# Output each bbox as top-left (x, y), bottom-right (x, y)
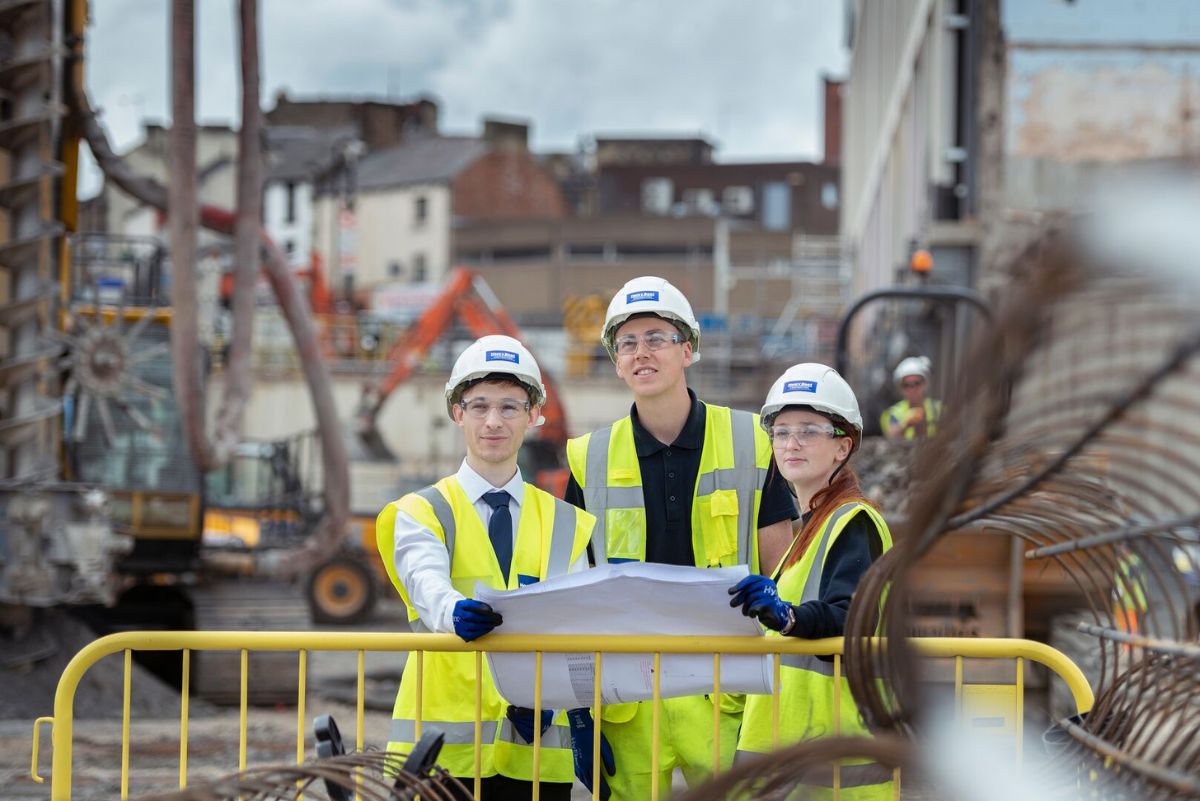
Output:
top-left (213, 369), bottom-right (637, 511)
top-left (1003, 0), bottom-right (1200, 191)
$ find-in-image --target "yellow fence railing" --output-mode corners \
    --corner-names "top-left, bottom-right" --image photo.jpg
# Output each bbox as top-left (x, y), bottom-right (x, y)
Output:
top-left (29, 632), bottom-right (1094, 801)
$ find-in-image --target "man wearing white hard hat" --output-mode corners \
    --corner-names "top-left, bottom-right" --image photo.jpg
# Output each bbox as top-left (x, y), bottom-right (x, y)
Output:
top-left (562, 276), bottom-right (797, 800)
top-left (881, 355), bottom-right (943, 440)
top-left (376, 335), bottom-right (596, 800)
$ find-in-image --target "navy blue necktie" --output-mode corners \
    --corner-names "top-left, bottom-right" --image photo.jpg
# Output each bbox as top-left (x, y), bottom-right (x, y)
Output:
top-left (483, 490), bottom-right (513, 584)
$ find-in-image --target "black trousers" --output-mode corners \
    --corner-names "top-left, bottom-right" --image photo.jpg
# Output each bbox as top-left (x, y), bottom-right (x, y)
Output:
top-left (475, 775), bottom-right (573, 801)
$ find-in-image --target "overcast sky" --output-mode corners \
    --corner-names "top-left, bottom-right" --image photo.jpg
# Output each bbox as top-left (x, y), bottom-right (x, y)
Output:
top-left (82, 0), bottom-right (846, 192)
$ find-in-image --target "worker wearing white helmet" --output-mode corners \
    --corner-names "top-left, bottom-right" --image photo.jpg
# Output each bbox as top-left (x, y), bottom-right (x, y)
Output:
top-left (563, 276), bottom-right (797, 800)
top-left (377, 335), bottom-right (595, 800)
top-left (730, 363), bottom-right (894, 799)
top-left (881, 355), bottom-right (942, 440)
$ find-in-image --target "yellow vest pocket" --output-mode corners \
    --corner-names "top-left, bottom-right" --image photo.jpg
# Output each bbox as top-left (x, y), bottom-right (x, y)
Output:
top-left (699, 489), bottom-right (739, 566)
top-left (605, 508), bottom-right (647, 561)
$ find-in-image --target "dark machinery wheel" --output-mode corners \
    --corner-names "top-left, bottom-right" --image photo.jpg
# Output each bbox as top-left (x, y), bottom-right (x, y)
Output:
top-left (307, 555), bottom-right (377, 625)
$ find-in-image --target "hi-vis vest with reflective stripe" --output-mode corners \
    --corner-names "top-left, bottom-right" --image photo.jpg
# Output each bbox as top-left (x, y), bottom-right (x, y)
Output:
top-left (375, 476), bottom-right (593, 781)
top-left (881, 398), bottom-right (943, 439)
top-left (565, 404), bottom-right (771, 570)
top-left (737, 502), bottom-right (894, 800)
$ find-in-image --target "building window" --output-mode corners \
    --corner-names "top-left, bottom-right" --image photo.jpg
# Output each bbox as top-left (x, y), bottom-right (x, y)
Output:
top-left (389, 261), bottom-right (402, 277)
top-left (641, 178), bottom-right (673, 215)
top-left (285, 182), bottom-right (296, 224)
top-left (762, 182), bottom-right (791, 231)
top-left (412, 253), bottom-right (427, 282)
top-left (284, 239), bottom-right (295, 256)
top-left (821, 182), bottom-right (838, 210)
top-left (415, 196), bottom-right (428, 225)
top-left (722, 186), bottom-right (754, 215)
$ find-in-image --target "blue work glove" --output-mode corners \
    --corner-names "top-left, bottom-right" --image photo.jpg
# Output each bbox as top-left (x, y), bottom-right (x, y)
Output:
top-left (728, 574), bottom-right (793, 632)
top-left (567, 708), bottom-right (615, 800)
top-left (451, 599), bottom-right (502, 642)
top-left (506, 705), bottom-right (554, 744)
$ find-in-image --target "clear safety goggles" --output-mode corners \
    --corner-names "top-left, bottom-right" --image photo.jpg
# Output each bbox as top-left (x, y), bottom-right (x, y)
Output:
top-left (767, 423), bottom-right (847, 446)
top-left (459, 398), bottom-right (531, 420)
top-left (614, 330), bottom-right (684, 356)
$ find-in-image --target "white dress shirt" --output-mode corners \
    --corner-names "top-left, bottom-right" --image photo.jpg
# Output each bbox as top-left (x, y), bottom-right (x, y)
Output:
top-left (392, 459), bottom-right (586, 633)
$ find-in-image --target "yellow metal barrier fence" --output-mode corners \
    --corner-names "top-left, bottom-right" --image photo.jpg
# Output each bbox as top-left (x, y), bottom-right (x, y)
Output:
top-left (29, 632), bottom-right (1094, 801)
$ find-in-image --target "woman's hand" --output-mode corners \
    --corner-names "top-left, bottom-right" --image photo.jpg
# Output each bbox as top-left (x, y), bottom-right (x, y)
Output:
top-left (728, 574), bottom-right (794, 632)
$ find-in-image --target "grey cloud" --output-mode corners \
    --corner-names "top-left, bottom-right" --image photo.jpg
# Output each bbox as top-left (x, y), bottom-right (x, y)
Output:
top-left (83, 0), bottom-right (843, 159)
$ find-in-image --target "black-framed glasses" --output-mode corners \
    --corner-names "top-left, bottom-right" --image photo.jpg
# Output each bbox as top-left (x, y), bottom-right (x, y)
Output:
top-left (459, 398), bottom-right (531, 420)
top-left (614, 330), bottom-right (684, 356)
top-left (767, 423), bottom-right (846, 446)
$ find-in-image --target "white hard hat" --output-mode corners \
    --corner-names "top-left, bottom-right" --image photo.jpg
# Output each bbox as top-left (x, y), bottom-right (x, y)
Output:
top-left (760, 362), bottom-right (863, 437)
top-left (444, 335), bottom-right (547, 424)
top-left (893, 356), bottom-right (932, 385)
top-left (601, 276), bottom-right (701, 362)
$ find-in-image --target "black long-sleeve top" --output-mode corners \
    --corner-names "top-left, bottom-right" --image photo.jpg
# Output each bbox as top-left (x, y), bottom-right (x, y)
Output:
top-left (783, 510), bottom-right (885, 639)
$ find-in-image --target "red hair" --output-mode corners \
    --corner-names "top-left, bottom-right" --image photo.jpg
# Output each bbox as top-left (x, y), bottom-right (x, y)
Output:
top-left (778, 464), bottom-right (876, 573)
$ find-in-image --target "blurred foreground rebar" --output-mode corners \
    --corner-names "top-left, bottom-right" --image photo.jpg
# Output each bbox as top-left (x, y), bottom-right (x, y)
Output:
top-left (693, 187), bottom-right (1200, 799)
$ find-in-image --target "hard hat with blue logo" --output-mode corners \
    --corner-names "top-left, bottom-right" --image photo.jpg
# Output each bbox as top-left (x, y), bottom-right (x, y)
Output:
top-left (760, 362), bottom-right (863, 439)
top-left (444, 335), bottom-right (547, 423)
top-left (601, 275), bottom-right (702, 362)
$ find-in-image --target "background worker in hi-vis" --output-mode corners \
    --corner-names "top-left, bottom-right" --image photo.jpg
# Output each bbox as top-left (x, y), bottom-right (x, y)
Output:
top-left (563, 276), bottom-right (798, 799)
top-left (881, 355), bottom-right (943, 440)
top-left (376, 335), bottom-right (595, 801)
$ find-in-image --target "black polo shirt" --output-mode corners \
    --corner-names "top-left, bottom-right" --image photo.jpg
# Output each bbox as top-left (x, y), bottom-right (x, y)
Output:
top-left (564, 389), bottom-right (798, 566)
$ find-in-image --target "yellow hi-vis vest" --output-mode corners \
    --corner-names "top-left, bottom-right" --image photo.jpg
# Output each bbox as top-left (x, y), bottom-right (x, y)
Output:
top-left (566, 404), bottom-right (772, 723)
top-left (565, 404), bottom-right (772, 570)
top-left (737, 501), bottom-right (894, 800)
top-left (880, 398), bottom-right (943, 439)
top-left (375, 476), bottom-right (594, 781)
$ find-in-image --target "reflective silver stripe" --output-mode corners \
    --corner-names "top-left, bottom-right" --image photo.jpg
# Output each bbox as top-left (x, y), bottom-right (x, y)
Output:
top-left (779, 653), bottom-right (837, 676)
top-left (547, 500), bottom-right (578, 577)
top-left (600, 485), bottom-right (645, 506)
top-left (730, 409), bottom-right (759, 565)
top-left (694, 466), bottom-right (769, 497)
top-left (799, 504), bottom-right (860, 604)
top-left (497, 719), bottom-right (572, 750)
top-left (733, 752), bottom-right (891, 787)
top-left (409, 619), bottom-right (431, 633)
top-left (390, 718), bottom-right (499, 745)
top-left (416, 485), bottom-right (456, 560)
top-left (582, 426), bottom-right (615, 564)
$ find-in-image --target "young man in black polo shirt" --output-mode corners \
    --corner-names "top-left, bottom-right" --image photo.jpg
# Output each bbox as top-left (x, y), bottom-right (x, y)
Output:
top-left (562, 276), bottom-right (797, 800)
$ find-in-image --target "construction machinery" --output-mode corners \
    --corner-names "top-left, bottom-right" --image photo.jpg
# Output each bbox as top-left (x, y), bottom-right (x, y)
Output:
top-left (0, 2), bottom-right (362, 705)
top-left (355, 265), bottom-right (571, 496)
top-left (0, 0), bottom-right (138, 652)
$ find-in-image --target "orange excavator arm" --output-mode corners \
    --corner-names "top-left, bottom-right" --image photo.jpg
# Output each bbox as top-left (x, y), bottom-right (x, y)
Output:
top-left (456, 279), bottom-right (568, 448)
top-left (354, 267), bottom-right (569, 461)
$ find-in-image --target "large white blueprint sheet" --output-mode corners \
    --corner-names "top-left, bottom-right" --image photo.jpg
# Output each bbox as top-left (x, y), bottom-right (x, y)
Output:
top-left (476, 562), bottom-right (773, 708)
